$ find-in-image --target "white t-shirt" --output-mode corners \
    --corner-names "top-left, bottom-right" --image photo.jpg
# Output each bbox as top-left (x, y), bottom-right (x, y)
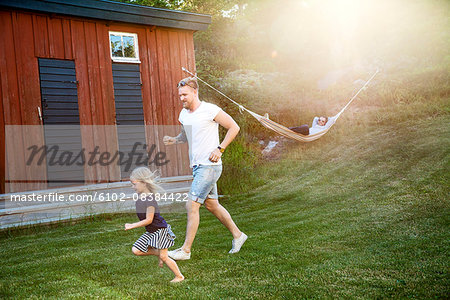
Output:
top-left (178, 101), bottom-right (222, 168)
top-left (309, 116), bottom-right (336, 135)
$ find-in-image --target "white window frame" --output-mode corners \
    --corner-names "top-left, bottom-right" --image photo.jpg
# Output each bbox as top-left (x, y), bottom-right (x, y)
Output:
top-left (109, 31), bottom-right (140, 63)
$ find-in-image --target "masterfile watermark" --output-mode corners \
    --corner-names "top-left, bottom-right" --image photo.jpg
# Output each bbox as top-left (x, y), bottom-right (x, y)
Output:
top-left (8, 192), bottom-right (189, 203)
top-left (26, 142), bottom-right (169, 171)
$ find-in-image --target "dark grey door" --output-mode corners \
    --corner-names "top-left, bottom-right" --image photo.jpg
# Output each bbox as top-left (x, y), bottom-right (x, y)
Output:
top-left (38, 58), bottom-right (84, 187)
top-left (112, 63), bottom-right (147, 179)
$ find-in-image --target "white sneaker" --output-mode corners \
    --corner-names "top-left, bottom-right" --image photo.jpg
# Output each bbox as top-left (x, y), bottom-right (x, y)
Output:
top-left (229, 233), bottom-right (248, 254)
top-left (168, 248), bottom-right (191, 260)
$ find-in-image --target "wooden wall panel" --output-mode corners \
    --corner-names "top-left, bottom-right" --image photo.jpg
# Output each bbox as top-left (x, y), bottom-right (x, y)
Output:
top-left (145, 30), bottom-right (163, 125)
top-left (48, 17), bottom-right (65, 59)
top-left (84, 22), bottom-right (109, 182)
top-left (71, 20), bottom-right (93, 126)
top-left (153, 29), bottom-right (171, 176)
top-left (170, 29), bottom-right (185, 177)
top-left (12, 12), bottom-right (47, 191)
top-left (95, 24), bottom-right (115, 126)
top-left (0, 11), bottom-right (27, 192)
top-left (159, 29), bottom-right (178, 176)
top-left (33, 15), bottom-right (50, 58)
top-left (159, 29), bottom-right (175, 176)
top-left (143, 27), bottom-right (168, 176)
top-left (0, 12), bottom-right (22, 125)
top-left (169, 31), bottom-right (184, 177)
top-left (71, 20), bottom-right (97, 184)
top-left (12, 13), bottom-right (40, 126)
top-left (144, 28), bottom-right (159, 127)
top-left (155, 30), bottom-right (170, 125)
top-left (96, 23), bottom-right (120, 181)
top-left (139, 28), bottom-right (153, 127)
top-left (62, 19), bottom-right (73, 59)
top-left (186, 31), bottom-right (196, 76)
top-left (0, 66), bottom-right (4, 194)
top-left (166, 31), bottom-right (178, 126)
top-left (84, 23), bottom-right (102, 125)
top-left (139, 27), bottom-right (161, 175)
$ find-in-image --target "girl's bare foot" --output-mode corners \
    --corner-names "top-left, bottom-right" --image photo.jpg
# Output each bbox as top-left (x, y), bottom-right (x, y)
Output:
top-left (170, 275), bottom-right (185, 283)
top-left (158, 258), bottom-right (164, 268)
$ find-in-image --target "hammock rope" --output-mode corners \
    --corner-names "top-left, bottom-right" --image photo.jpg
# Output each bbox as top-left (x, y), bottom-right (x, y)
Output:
top-left (182, 67), bottom-right (379, 142)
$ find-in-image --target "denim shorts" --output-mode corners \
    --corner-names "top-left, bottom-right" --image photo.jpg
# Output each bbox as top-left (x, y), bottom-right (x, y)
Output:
top-left (189, 164), bottom-right (222, 204)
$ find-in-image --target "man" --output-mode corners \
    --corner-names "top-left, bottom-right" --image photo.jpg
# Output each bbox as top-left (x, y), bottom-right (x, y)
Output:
top-left (163, 77), bottom-right (247, 260)
top-left (289, 116), bottom-right (331, 135)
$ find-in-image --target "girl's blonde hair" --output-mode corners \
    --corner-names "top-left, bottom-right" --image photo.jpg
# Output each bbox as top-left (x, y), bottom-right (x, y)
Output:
top-left (130, 167), bottom-right (163, 193)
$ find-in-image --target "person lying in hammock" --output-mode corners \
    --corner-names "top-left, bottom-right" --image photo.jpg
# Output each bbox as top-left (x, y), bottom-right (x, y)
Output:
top-left (289, 116), bottom-right (335, 135)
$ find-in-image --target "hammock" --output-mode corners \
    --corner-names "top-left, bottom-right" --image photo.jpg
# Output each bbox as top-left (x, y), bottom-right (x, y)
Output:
top-left (182, 67), bottom-right (379, 142)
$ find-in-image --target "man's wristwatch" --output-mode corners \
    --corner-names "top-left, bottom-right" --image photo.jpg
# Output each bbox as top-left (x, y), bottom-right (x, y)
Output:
top-left (217, 146), bottom-right (225, 153)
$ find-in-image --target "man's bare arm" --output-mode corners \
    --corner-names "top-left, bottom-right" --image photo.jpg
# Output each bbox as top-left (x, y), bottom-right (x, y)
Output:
top-left (208, 110), bottom-right (240, 162)
top-left (214, 111), bottom-right (240, 149)
top-left (163, 126), bottom-right (187, 145)
top-left (175, 126), bottom-right (188, 143)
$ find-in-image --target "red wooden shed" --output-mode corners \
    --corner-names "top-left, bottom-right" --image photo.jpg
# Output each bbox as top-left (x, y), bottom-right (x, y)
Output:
top-left (0, 0), bottom-right (211, 194)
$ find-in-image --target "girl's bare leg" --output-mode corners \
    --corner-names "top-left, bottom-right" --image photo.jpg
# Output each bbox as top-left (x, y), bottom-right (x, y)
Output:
top-left (132, 246), bottom-right (159, 256)
top-left (132, 246), bottom-right (162, 266)
top-left (159, 249), bottom-right (184, 282)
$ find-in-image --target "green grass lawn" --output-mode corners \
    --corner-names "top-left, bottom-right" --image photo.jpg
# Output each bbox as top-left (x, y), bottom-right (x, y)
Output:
top-left (1, 113), bottom-right (449, 299)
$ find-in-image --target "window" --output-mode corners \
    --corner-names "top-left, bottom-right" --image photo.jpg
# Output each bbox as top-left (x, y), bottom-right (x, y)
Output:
top-left (109, 32), bottom-right (140, 63)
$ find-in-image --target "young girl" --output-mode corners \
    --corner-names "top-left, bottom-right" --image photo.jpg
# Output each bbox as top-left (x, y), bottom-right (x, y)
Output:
top-left (125, 167), bottom-right (184, 283)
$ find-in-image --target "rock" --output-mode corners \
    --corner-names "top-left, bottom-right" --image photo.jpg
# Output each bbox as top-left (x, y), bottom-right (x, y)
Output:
top-left (261, 137), bottom-right (293, 160)
top-left (262, 140), bottom-right (279, 155)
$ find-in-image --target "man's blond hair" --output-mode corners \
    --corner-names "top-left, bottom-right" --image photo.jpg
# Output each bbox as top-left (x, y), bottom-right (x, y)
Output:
top-left (177, 77), bottom-right (198, 90)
